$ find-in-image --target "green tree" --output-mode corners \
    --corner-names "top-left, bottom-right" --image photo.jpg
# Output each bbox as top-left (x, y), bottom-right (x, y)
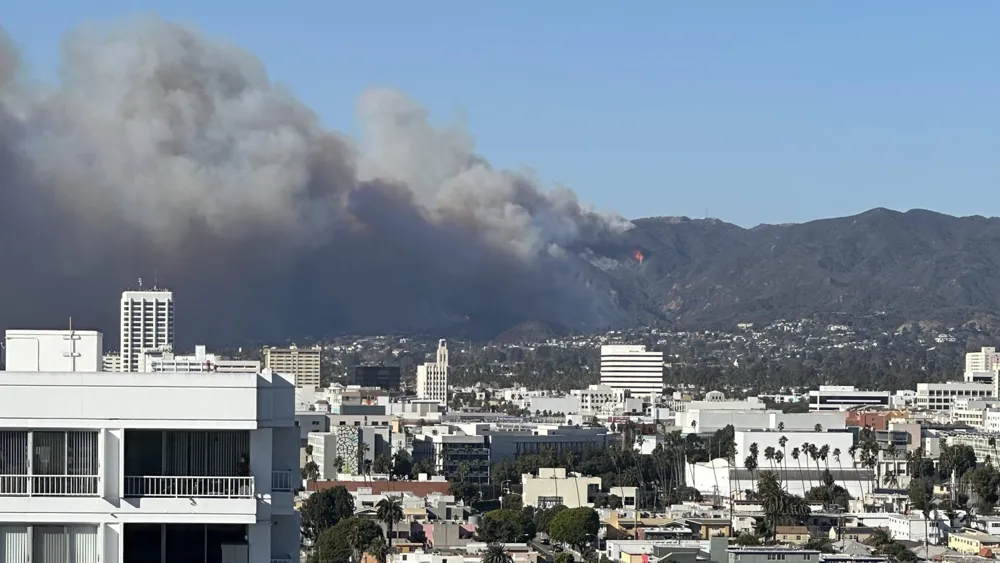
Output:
top-left (481, 543), bottom-right (513, 563)
top-left (735, 533), bottom-right (760, 546)
top-left (555, 553), bottom-right (575, 563)
top-left (533, 505), bottom-right (567, 534)
top-left (478, 509), bottom-right (535, 543)
top-left (373, 455), bottom-right (392, 475)
top-left (392, 451), bottom-right (413, 479)
top-left (301, 486), bottom-right (356, 543)
top-left (501, 493), bottom-right (523, 511)
top-left (311, 517), bottom-right (383, 563)
top-left (376, 495), bottom-right (404, 551)
top-left (549, 507), bottom-right (600, 551)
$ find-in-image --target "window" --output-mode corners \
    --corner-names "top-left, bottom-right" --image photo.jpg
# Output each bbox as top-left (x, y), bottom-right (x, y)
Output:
top-left (0, 524), bottom-right (98, 563)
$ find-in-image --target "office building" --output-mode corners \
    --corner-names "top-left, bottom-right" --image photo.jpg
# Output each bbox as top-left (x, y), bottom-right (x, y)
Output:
top-left (349, 365), bottom-right (401, 391)
top-left (264, 344), bottom-right (322, 390)
top-left (139, 345), bottom-right (261, 373)
top-left (120, 289), bottom-right (174, 373)
top-left (0, 367), bottom-right (299, 562)
top-left (916, 382), bottom-right (994, 410)
top-left (599, 344), bottom-right (663, 395)
top-left (4, 329), bottom-right (103, 372)
top-left (416, 340), bottom-right (448, 403)
top-left (807, 385), bottom-right (891, 411)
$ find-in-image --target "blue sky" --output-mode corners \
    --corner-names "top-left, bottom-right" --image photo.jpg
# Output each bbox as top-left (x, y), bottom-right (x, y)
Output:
top-left (5, 1), bottom-right (999, 226)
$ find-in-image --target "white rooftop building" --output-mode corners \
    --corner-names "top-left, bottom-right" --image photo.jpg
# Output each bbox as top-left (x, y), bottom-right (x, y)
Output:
top-left (0, 368), bottom-right (300, 563)
top-left (4, 329), bottom-right (103, 372)
top-left (138, 345), bottom-right (261, 373)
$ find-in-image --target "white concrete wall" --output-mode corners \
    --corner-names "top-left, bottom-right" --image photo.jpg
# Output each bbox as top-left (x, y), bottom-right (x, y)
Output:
top-left (682, 410), bottom-right (846, 434)
top-left (5, 330), bottom-right (103, 372)
top-left (734, 430), bottom-right (856, 463)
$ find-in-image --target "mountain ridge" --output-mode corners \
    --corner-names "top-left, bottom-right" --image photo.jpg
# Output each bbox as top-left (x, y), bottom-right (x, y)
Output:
top-left (571, 207), bottom-right (1000, 333)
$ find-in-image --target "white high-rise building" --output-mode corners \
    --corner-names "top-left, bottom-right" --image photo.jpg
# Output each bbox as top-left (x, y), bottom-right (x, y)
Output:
top-left (0, 367), bottom-right (300, 562)
top-left (599, 344), bottom-right (664, 395)
top-left (120, 289), bottom-right (174, 373)
top-left (416, 339), bottom-right (448, 403)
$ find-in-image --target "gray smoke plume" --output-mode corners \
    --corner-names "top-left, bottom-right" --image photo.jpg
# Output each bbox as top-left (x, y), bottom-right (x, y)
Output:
top-left (0, 17), bottom-right (631, 345)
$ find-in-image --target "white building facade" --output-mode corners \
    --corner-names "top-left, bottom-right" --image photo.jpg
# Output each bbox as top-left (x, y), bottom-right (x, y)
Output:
top-left (0, 369), bottom-right (299, 563)
top-left (916, 382), bottom-right (993, 411)
top-left (808, 385), bottom-right (891, 411)
top-left (120, 289), bottom-right (174, 373)
top-left (416, 340), bottom-right (449, 404)
top-left (599, 345), bottom-right (663, 395)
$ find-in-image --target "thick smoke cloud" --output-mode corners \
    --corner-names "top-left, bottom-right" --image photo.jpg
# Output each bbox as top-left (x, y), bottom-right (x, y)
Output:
top-left (0, 18), bottom-right (630, 346)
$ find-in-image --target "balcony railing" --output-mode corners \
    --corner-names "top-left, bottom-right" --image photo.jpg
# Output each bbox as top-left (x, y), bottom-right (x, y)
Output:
top-left (123, 476), bottom-right (255, 498)
top-left (271, 470), bottom-right (294, 492)
top-left (0, 475), bottom-right (99, 496)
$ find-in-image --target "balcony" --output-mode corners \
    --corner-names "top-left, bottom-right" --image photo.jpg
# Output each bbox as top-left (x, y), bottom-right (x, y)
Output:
top-left (0, 429), bottom-right (100, 498)
top-left (123, 429), bottom-right (254, 499)
top-left (0, 474), bottom-right (98, 496)
top-left (271, 470), bottom-right (295, 492)
top-left (124, 475), bottom-right (254, 498)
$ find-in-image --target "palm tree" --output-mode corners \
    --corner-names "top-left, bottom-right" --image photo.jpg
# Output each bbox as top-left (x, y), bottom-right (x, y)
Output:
top-left (777, 422), bottom-right (785, 432)
top-left (800, 442), bottom-right (812, 489)
top-left (744, 455), bottom-right (758, 497)
top-left (791, 447), bottom-right (805, 494)
top-left (774, 451), bottom-right (785, 490)
top-left (334, 456), bottom-right (345, 477)
top-left (814, 423), bottom-right (823, 432)
top-left (764, 446), bottom-right (776, 472)
top-left (882, 470), bottom-right (899, 489)
top-left (359, 442), bottom-right (371, 480)
top-left (778, 438), bottom-right (788, 488)
top-left (376, 495), bottom-right (404, 552)
top-left (482, 543), bottom-right (513, 563)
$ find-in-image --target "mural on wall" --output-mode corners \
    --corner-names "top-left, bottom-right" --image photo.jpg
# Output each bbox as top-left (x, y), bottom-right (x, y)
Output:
top-left (333, 426), bottom-right (360, 475)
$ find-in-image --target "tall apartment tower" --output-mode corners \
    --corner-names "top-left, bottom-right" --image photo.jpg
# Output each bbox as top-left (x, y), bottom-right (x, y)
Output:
top-left (416, 339), bottom-right (449, 403)
top-left (599, 344), bottom-right (664, 396)
top-left (120, 289), bottom-right (174, 373)
top-left (264, 345), bottom-right (322, 390)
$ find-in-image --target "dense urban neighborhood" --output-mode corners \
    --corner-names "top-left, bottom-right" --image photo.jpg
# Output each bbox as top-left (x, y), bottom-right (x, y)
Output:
top-left (9, 289), bottom-right (1000, 563)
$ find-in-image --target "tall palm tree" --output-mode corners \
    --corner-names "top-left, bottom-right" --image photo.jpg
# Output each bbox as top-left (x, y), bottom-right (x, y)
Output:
top-left (743, 455), bottom-right (758, 498)
top-left (359, 442), bottom-right (371, 480)
top-left (800, 442), bottom-right (812, 489)
top-left (774, 451), bottom-right (785, 490)
top-left (882, 470), bottom-right (899, 489)
top-left (764, 446), bottom-right (776, 472)
top-left (482, 543), bottom-right (513, 563)
top-left (376, 495), bottom-right (404, 552)
top-left (778, 436), bottom-right (789, 490)
top-left (777, 422), bottom-right (785, 432)
top-left (791, 447), bottom-right (805, 494)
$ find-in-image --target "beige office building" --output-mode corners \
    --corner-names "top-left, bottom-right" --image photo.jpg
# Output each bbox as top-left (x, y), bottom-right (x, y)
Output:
top-left (264, 344), bottom-right (322, 389)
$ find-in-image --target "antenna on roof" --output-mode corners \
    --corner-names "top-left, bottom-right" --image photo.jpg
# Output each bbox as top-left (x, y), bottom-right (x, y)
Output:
top-left (154, 269), bottom-right (158, 290)
top-left (138, 277), bottom-right (143, 290)
top-left (68, 317), bottom-right (73, 332)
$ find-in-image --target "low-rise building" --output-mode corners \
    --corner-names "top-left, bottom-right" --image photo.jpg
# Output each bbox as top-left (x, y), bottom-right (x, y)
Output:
top-left (521, 468), bottom-right (601, 509)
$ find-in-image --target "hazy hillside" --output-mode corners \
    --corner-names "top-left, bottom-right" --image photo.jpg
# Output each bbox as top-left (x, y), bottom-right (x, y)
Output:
top-left (578, 208), bottom-right (1000, 332)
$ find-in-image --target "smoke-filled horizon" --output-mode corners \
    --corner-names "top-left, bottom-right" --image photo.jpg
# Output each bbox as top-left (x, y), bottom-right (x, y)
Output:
top-left (0, 17), bottom-right (634, 346)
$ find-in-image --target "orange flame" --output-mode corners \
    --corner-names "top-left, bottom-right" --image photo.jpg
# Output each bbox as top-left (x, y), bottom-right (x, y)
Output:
top-left (633, 249), bottom-right (645, 264)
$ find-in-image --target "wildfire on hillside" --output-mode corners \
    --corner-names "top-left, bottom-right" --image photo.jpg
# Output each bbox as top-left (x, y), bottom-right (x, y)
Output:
top-left (633, 249), bottom-right (645, 264)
